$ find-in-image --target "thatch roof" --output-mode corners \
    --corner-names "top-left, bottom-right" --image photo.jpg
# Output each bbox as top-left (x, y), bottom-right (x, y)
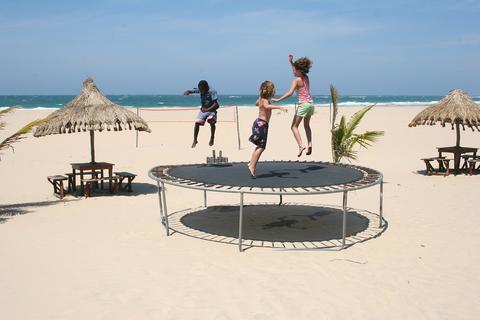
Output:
top-left (408, 89), bottom-right (480, 131)
top-left (34, 78), bottom-right (151, 137)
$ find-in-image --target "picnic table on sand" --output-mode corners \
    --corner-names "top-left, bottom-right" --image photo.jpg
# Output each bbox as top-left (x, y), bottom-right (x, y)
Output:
top-left (437, 146), bottom-right (478, 174)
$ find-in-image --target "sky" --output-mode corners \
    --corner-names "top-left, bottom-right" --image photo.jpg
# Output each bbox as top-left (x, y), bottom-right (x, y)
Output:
top-left (0, 0), bottom-right (479, 95)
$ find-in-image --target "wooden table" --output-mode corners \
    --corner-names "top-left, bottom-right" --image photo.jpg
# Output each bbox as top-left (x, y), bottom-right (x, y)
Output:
top-left (71, 162), bottom-right (114, 194)
top-left (437, 146), bottom-right (478, 174)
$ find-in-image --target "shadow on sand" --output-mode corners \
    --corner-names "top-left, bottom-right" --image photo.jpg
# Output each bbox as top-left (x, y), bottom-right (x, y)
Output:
top-left (168, 203), bottom-right (387, 250)
top-left (69, 182), bottom-right (158, 198)
top-left (0, 199), bottom-right (80, 224)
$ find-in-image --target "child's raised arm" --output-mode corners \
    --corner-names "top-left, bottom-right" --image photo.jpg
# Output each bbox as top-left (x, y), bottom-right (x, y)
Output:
top-left (183, 88), bottom-right (200, 96)
top-left (271, 78), bottom-right (301, 103)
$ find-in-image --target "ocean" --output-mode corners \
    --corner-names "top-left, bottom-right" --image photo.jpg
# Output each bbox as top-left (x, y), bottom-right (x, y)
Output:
top-left (1, 94), bottom-right (479, 110)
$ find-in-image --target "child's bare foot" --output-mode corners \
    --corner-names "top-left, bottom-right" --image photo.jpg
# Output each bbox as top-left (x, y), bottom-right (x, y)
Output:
top-left (306, 146), bottom-right (312, 155)
top-left (297, 146), bottom-right (306, 157)
top-left (191, 140), bottom-right (198, 148)
top-left (247, 164), bottom-right (256, 178)
top-left (209, 137), bottom-right (215, 146)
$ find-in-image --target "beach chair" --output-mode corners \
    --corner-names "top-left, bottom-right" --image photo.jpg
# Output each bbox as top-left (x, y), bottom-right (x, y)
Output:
top-left (421, 157), bottom-right (451, 176)
top-left (47, 175), bottom-right (68, 199)
top-left (467, 158), bottom-right (480, 175)
top-left (114, 172), bottom-right (137, 192)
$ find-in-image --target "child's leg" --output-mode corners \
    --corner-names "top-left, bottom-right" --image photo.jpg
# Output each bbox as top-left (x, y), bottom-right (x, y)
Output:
top-left (291, 116), bottom-right (305, 156)
top-left (248, 147), bottom-right (264, 177)
top-left (209, 122), bottom-right (216, 146)
top-left (304, 116), bottom-right (312, 155)
top-left (192, 123), bottom-right (200, 148)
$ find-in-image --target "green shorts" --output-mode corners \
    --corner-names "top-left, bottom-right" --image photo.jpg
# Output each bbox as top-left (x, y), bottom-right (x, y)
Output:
top-left (296, 102), bottom-right (315, 117)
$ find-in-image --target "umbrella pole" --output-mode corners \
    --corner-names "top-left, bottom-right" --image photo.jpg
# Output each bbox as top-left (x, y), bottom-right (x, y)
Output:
top-left (90, 130), bottom-right (95, 163)
top-left (455, 123), bottom-right (460, 147)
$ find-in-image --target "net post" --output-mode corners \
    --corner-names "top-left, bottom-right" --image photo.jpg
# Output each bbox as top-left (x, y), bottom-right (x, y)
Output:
top-left (136, 107), bottom-right (139, 148)
top-left (235, 105), bottom-right (241, 150)
top-left (329, 103), bottom-right (332, 124)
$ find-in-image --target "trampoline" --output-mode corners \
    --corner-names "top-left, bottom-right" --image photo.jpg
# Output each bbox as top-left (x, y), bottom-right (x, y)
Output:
top-left (148, 160), bottom-right (384, 251)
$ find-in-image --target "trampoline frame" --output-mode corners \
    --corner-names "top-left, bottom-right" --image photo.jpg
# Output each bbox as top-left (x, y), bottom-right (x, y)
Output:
top-left (148, 160), bottom-right (384, 252)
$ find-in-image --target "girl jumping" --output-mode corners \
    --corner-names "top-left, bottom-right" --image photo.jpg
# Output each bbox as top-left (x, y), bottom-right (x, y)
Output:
top-left (272, 54), bottom-right (314, 157)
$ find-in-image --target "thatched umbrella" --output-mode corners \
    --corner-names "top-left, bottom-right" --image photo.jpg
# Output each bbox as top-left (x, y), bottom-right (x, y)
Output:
top-left (34, 78), bottom-right (151, 163)
top-left (408, 89), bottom-right (480, 146)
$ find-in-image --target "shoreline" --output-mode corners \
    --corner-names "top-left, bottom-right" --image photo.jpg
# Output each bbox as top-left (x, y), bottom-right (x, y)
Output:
top-left (2, 103), bottom-right (442, 112)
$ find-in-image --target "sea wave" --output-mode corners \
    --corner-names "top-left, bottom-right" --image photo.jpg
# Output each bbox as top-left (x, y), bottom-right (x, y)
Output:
top-left (17, 106), bottom-right (60, 110)
top-left (228, 95), bottom-right (241, 98)
top-left (337, 101), bottom-right (438, 106)
top-left (349, 95), bottom-right (367, 99)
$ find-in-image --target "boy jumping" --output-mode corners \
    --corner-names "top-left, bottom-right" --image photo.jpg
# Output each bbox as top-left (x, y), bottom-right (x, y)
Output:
top-left (184, 80), bottom-right (219, 148)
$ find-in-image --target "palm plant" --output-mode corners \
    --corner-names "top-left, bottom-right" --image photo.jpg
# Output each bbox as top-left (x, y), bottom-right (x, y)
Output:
top-left (330, 85), bottom-right (384, 163)
top-left (0, 107), bottom-right (46, 160)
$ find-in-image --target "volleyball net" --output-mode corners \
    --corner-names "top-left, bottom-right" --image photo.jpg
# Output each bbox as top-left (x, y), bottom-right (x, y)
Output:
top-left (136, 105), bottom-right (241, 149)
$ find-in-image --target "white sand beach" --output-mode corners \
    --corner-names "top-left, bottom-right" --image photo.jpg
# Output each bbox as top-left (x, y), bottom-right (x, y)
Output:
top-left (1, 106), bottom-right (479, 319)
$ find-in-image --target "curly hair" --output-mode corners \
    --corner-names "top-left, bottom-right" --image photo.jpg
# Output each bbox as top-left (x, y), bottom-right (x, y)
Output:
top-left (293, 57), bottom-right (313, 75)
top-left (259, 80), bottom-right (275, 99)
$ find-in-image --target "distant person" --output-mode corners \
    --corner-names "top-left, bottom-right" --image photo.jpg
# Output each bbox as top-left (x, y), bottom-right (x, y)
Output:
top-left (248, 80), bottom-right (287, 178)
top-left (184, 80), bottom-right (219, 148)
top-left (272, 54), bottom-right (314, 157)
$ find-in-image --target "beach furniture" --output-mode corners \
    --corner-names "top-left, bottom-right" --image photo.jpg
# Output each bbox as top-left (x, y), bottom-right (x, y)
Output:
top-left (114, 172), bottom-right (137, 192)
top-left (83, 176), bottom-right (118, 198)
top-left (33, 78), bottom-right (151, 163)
top-left (409, 90), bottom-right (480, 175)
top-left (71, 162), bottom-right (115, 195)
top-left (47, 175), bottom-right (68, 199)
top-left (467, 157), bottom-right (480, 175)
top-left (421, 156), bottom-right (451, 176)
top-left (437, 146), bottom-right (477, 174)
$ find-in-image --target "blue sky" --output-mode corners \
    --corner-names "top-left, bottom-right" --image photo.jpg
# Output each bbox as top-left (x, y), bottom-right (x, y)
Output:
top-left (0, 0), bottom-right (479, 95)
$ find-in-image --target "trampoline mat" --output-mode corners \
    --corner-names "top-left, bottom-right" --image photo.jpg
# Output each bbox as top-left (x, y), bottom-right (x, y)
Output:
top-left (167, 162), bottom-right (364, 188)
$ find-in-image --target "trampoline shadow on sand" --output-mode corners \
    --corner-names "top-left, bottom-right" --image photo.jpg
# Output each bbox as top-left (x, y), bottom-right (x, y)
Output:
top-left (149, 160), bottom-right (386, 252)
top-left (168, 203), bottom-right (387, 250)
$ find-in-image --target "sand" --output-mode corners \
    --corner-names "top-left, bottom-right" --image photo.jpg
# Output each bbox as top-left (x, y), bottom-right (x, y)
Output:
top-left (1, 106), bottom-right (479, 319)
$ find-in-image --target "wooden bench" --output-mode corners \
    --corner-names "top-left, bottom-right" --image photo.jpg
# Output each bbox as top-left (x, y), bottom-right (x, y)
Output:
top-left (467, 159), bottom-right (480, 175)
top-left (65, 170), bottom-right (102, 192)
top-left (83, 176), bottom-right (118, 198)
top-left (421, 157), bottom-right (451, 176)
top-left (47, 175), bottom-right (68, 199)
top-left (461, 155), bottom-right (480, 170)
top-left (114, 172), bottom-right (137, 192)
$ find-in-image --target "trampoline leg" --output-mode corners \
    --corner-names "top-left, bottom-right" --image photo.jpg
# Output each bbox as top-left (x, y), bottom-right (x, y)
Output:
top-left (379, 179), bottom-right (384, 228)
top-left (239, 193), bottom-right (244, 252)
top-left (156, 181), bottom-right (168, 235)
top-left (342, 191), bottom-right (348, 249)
top-left (279, 194), bottom-right (283, 206)
top-left (204, 190), bottom-right (207, 207)
top-left (161, 182), bottom-right (170, 236)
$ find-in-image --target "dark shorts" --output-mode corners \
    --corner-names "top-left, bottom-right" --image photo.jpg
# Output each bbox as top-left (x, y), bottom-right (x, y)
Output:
top-left (249, 118), bottom-right (269, 149)
top-left (196, 110), bottom-right (217, 125)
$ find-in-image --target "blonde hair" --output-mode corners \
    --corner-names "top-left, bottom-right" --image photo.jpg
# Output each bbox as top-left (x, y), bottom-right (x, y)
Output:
top-left (259, 80), bottom-right (275, 99)
top-left (293, 57), bottom-right (312, 75)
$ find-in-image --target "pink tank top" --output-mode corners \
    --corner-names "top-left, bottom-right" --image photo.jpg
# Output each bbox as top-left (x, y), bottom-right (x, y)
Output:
top-left (297, 76), bottom-right (313, 103)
